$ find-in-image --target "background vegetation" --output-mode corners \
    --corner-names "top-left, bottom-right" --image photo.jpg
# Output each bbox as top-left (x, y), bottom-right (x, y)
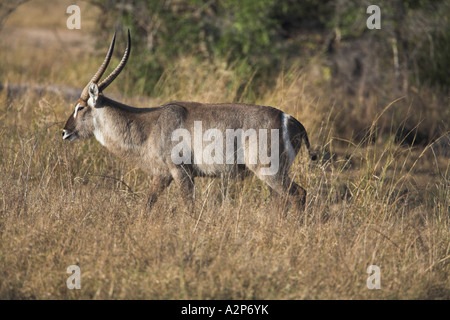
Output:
top-left (0, 0), bottom-right (448, 299)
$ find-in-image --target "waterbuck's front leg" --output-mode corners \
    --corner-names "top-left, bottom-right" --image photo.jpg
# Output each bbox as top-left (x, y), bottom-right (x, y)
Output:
top-left (147, 176), bottom-right (173, 209)
top-left (169, 166), bottom-right (195, 213)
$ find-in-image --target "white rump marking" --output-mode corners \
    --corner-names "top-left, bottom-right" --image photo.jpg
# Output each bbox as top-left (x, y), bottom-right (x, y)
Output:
top-left (282, 113), bottom-right (296, 167)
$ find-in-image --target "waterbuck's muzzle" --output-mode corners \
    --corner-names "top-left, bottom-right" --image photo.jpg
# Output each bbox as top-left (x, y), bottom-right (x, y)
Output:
top-left (62, 129), bottom-right (77, 141)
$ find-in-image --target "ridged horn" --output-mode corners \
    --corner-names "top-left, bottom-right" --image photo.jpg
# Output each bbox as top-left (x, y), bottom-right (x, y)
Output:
top-left (98, 29), bottom-right (131, 92)
top-left (80, 32), bottom-right (116, 101)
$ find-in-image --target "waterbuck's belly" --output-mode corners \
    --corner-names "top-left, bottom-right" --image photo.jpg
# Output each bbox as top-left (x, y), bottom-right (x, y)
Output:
top-left (193, 163), bottom-right (249, 178)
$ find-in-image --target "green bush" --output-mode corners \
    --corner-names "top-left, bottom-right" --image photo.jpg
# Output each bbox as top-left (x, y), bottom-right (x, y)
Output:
top-left (90, 0), bottom-right (449, 95)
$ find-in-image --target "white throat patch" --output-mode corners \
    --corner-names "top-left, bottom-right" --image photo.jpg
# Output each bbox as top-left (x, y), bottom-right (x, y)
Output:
top-left (93, 117), bottom-right (105, 146)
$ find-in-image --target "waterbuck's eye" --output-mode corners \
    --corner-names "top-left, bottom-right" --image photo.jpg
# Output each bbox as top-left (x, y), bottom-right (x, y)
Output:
top-left (73, 104), bottom-right (85, 118)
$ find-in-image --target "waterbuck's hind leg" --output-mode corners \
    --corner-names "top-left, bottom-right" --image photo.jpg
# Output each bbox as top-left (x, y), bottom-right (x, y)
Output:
top-left (284, 178), bottom-right (307, 211)
top-left (253, 169), bottom-right (307, 213)
top-left (147, 176), bottom-right (173, 210)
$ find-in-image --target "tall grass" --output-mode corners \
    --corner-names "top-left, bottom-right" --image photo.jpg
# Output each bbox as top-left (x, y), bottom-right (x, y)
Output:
top-left (1, 67), bottom-right (448, 300)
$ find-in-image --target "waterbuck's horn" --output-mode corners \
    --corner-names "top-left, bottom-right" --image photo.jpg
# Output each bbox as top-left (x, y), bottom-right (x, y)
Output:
top-left (80, 32), bottom-right (116, 101)
top-left (98, 29), bottom-right (131, 92)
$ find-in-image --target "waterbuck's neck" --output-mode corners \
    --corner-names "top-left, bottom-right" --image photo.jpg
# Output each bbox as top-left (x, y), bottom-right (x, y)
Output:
top-left (91, 95), bottom-right (155, 157)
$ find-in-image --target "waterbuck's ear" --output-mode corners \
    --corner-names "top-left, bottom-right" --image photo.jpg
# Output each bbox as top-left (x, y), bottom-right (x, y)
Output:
top-left (88, 83), bottom-right (99, 106)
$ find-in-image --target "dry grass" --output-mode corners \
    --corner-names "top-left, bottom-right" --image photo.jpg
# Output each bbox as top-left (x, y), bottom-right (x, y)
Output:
top-left (0, 1), bottom-right (448, 300)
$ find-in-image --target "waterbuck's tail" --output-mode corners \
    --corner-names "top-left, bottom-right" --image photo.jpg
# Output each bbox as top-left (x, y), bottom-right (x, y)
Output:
top-left (282, 113), bottom-right (317, 163)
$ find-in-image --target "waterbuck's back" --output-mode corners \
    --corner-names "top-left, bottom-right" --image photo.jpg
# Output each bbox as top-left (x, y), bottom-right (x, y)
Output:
top-left (168, 101), bottom-right (283, 129)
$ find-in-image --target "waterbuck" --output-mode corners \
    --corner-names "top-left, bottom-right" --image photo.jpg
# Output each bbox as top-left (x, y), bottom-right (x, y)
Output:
top-left (62, 30), bottom-right (316, 212)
